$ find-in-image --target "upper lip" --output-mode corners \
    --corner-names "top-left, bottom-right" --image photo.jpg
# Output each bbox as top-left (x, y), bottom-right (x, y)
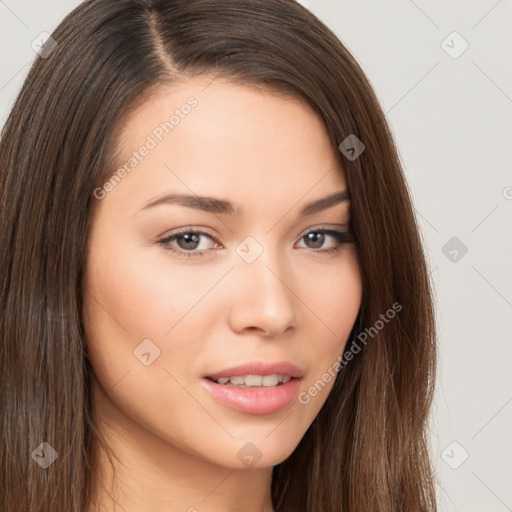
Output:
top-left (205, 361), bottom-right (304, 380)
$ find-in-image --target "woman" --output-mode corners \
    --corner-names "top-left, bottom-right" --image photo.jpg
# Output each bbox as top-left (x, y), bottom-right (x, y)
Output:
top-left (0, 0), bottom-right (437, 511)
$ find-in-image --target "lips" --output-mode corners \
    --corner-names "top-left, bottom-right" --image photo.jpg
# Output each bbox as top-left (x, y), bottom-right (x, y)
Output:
top-left (201, 361), bottom-right (304, 415)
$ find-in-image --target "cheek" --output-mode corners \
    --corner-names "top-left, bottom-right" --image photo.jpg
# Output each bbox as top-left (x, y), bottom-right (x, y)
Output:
top-left (296, 249), bottom-right (362, 405)
top-left (302, 247), bottom-right (362, 342)
top-left (84, 233), bottom-right (227, 342)
top-left (82, 229), bottom-right (231, 401)
top-left (82, 238), bottom-right (230, 454)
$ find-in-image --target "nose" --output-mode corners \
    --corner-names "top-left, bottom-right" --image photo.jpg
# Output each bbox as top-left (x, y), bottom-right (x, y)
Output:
top-left (227, 245), bottom-right (297, 337)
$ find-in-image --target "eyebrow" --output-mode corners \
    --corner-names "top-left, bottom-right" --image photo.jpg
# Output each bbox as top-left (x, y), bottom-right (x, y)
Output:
top-left (139, 189), bottom-right (350, 216)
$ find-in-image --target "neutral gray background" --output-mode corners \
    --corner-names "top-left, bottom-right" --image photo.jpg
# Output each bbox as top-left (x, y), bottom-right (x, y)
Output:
top-left (1, 1), bottom-right (511, 510)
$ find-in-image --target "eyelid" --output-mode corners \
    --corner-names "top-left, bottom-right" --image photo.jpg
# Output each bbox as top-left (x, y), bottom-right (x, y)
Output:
top-left (298, 223), bottom-right (350, 236)
top-left (157, 225), bottom-right (220, 242)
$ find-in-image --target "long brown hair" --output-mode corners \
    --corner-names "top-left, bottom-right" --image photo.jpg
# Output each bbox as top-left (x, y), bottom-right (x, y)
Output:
top-left (0, 0), bottom-right (437, 510)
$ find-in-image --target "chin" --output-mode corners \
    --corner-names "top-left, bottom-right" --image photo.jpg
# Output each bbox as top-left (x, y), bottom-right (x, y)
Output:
top-left (201, 429), bottom-right (304, 470)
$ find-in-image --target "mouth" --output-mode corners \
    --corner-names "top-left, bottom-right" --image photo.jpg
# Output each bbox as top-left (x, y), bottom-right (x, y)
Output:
top-left (201, 361), bottom-right (304, 415)
top-left (204, 360), bottom-right (303, 382)
top-left (205, 374), bottom-right (295, 388)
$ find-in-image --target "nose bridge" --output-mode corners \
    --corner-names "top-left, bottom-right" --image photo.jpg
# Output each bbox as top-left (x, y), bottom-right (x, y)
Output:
top-left (229, 235), bottom-right (296, 335)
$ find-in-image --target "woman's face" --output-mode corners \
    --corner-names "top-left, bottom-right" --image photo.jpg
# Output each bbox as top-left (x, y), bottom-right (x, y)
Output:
top-left (83, 77), bottom-right (362, 469)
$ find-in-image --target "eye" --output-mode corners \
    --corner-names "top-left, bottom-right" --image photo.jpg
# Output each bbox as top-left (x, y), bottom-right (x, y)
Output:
top-left (157, 225), bottom-right (353, 259)
top-left (296, 227), bottom-right (353, 254)
top-left (157, 228), bottom-right (221, 258)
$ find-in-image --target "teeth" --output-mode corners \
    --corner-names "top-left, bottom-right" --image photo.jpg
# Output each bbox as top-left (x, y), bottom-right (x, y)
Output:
top-left (262, 375), bottom-right (278, 386)
top-left (212, 374), bottom-right (294, 387)
top-left (245, 375), bottom-right (263, 386)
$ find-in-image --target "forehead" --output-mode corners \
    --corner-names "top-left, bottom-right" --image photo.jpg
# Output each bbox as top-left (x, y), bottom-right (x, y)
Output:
top-left (105, 77), bottom-right (346, 215)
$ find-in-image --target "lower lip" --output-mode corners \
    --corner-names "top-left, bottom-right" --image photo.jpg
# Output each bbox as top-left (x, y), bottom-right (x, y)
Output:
top-left (201, 377), bottom-right (302, 415)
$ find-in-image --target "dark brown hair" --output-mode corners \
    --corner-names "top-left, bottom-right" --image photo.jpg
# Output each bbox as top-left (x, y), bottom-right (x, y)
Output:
top-left (0, 0), bottom-right (437, 510)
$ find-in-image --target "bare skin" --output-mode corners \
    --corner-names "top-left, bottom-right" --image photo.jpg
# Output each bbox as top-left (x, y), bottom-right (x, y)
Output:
top-left (83, 76), bottom-right (363, 512)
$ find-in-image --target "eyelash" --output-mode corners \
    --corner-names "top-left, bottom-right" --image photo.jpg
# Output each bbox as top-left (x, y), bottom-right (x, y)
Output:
top-left (156, 226), bottom-right (353, 259)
